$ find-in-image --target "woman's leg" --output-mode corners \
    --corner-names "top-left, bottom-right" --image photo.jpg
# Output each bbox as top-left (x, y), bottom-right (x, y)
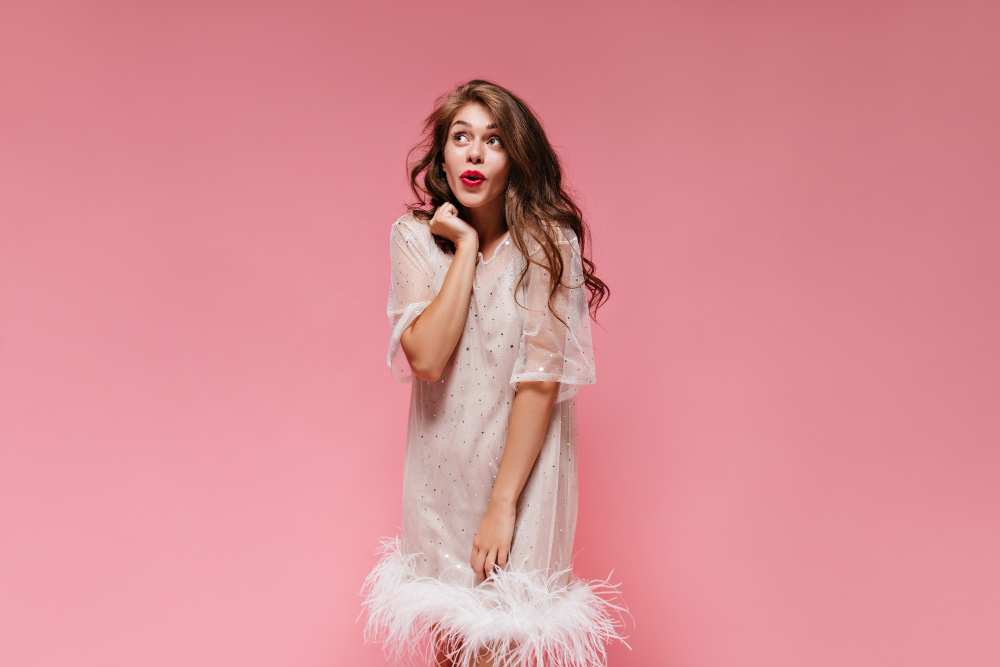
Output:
top-left (435, 639), bottom-right (492, 667)
top-left (433, 628), bottom-right (515, 667)
top-left (474, 640), bottom-right (519, 667)
top-left (432, 624), bottom-right (457, 667)
top-left (434, 643), bottom-right (455, 667)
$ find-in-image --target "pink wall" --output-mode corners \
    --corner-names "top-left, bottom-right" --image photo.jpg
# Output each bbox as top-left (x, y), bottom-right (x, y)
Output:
top-left (1, 1), bottom-right (998, 666)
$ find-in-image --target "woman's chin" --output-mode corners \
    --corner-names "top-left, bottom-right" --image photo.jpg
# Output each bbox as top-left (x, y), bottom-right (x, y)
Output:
top-left (454, 192), bottom-right (499, 210)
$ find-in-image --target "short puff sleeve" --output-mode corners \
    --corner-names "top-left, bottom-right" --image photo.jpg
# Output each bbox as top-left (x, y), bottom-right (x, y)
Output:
top-left (386, 220), bottom-right (436, 382)
top-left (509, 226), bottom-right (597, 403)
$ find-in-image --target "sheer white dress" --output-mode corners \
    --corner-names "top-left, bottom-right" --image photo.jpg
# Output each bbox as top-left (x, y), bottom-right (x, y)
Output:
top-left (358, 212), bottom-right (631, 667)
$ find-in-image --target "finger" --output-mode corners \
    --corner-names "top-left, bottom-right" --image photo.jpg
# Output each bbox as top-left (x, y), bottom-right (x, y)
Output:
top-left (498, 544), bottom-right (509, 570)
top-left (472, 548), bottom-right (486, 578)
top-left (485, 547), bottom-right (498, 580)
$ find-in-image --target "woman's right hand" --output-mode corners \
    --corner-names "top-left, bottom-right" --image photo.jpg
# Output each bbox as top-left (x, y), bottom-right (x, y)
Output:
top-left (430, 203), bottom-right (478, 249)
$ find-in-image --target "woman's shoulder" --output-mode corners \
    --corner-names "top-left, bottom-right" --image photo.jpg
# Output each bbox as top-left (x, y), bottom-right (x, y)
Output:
top-left (391, 211), bottom-right (435, 246)
top-left (549, 220), bottom-right (578, 244)
top-left (393, 210), bottom-right (428, 230)
top-left (522, 221), bottom-right (577, 258)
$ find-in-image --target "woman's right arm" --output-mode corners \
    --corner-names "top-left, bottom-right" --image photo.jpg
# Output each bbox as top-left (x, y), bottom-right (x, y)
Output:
top-left (399, 215), bottom-right (479, 382)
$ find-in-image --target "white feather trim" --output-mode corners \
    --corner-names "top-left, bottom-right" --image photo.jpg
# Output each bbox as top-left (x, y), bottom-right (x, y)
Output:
top-left (356, 535), bottom-right (633, 667)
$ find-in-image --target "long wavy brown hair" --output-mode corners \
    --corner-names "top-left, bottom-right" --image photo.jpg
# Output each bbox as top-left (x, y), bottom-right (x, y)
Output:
top-left (404, 79), bottom-right (609, 327)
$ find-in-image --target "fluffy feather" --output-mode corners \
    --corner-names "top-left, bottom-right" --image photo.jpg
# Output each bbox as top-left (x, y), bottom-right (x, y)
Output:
top-left (356, 535), bottom-right (633, 667)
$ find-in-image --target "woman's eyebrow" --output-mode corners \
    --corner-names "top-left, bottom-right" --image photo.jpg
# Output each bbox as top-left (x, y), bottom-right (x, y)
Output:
top-left (451, 120), bottom-right (498, 130)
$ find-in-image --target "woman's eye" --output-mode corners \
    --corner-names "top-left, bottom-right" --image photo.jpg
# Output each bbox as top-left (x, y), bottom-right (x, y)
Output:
top-left (451, 132), bottom-right (503, 147)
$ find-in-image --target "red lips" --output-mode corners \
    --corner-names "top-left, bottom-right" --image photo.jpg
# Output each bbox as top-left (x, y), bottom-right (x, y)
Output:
top-left (460, 170), bottom-right (486, 188)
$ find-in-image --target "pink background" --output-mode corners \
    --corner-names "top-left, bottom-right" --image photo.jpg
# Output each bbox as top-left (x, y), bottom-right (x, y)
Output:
top-left (1, 1), bottom-right (998, 666)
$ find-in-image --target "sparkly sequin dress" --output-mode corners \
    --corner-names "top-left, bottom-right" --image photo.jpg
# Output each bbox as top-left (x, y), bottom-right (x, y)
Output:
top-left (358, 213), bottom-right (631, 667)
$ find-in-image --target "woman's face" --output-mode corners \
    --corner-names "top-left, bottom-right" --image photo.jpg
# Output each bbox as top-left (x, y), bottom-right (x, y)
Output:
top-left (442, 102), bottom-right (511, 211)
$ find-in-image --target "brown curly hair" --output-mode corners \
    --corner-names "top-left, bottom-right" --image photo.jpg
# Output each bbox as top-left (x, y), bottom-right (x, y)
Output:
top-left (404, 79), bottom-right (609, 327)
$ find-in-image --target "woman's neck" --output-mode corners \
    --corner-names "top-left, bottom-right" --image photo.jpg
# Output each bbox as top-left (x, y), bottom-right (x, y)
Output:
top-left (459, 199), bottom-right (508, 243)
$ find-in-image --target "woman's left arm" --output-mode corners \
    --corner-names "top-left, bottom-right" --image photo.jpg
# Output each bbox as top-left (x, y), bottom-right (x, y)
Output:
top-left (469, 379), bottom-right (559, 581)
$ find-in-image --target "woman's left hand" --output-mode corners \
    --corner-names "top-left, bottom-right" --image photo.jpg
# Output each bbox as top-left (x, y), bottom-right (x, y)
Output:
top-left (470, 499), bottom-right (516, 581)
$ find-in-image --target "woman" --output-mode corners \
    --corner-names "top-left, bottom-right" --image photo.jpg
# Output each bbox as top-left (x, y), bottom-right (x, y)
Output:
top-left (359, 80), bottom-right (631, 667)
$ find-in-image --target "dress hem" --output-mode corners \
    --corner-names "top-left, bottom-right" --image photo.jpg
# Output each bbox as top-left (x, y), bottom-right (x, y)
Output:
top-left (357, 534), bottom-right (633, 667)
